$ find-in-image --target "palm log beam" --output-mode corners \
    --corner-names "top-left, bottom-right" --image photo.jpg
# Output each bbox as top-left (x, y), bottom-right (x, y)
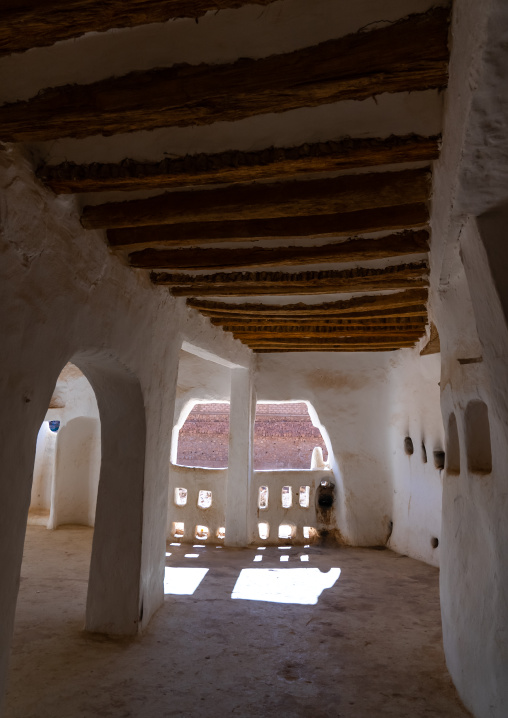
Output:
top-left (152, 263), bottom-right (428, 296)
top-left (107, 204), bottom-right (429, 249)
top-left (187, 288), bottom-right (428, 316)
top-left (83, 169), bottom-right (429, 230)
top-left (128, 230), bottom-right (428, 271)
top-left (39, 135), bottom-right (440, 194)
top-left (0, 1), bottom-right (278, 57)
top-left (213, 317), bottom-right (427, 329)
top-left (254, 347), bottom-right (408, 352)
top-left (209, 309), bottom-right (429, 326)
top-left (0, 8), bottom-right (449, 142)
top-left (229, 330), bottom-right (425, 340)
top-left (244, 337), bottom-right (418, 347)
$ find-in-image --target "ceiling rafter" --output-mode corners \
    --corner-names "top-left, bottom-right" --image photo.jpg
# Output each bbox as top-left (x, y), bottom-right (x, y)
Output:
top-left (0, 0), bottom-right (279, 58)
top-left (107, 204), bottom-right (429, 249)
top-left (186, 289), bottom-right (429, 316)
top-left (152, 262), bottom-right (428, 296)
top-left (127, 230), bottom-right (429, 271)
top-left (38, 134), bottom-right (440, 194)
top-left (0, 8), bottom-right (449, 142)
top-left (82, 168), bottom-right (430, 229)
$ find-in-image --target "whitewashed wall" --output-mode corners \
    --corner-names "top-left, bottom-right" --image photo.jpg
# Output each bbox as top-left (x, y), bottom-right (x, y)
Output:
top-left (0, 145), bottom-right (250, 706)
top-left (30, 364), bottom-right (101, 528)
top-left (387, 351), bottom-right (444, 567)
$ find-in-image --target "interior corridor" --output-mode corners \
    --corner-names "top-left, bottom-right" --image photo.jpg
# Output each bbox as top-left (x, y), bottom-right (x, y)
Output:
top-left (5, 526), bottom-right (470, 718)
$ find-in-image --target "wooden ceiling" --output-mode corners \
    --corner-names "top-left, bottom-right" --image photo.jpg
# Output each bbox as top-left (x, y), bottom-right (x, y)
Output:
top-left (0, 1), bottom-right (450, 353)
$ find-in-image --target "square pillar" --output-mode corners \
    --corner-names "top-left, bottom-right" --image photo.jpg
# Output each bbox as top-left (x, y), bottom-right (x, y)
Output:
top-left (225, 367), bottom-right (255, 547)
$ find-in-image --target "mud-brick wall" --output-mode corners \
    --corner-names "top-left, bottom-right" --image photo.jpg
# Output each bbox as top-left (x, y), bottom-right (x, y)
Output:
top-left (176, 402), bottom-right (327, 469)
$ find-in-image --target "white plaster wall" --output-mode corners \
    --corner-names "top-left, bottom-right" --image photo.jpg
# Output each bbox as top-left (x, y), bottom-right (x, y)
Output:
top-left (0, 145), bottom-right (250, 706)
top-left (167, 465), bottom-right (227, 545)
top-left (30, 423), bottom-right (57, 516)
top-left (387, 351), bottom-right (444, 567)
top-left (250, 469), bottom-right (333, 545)
top-left (30, 364), bottom-right (101, 528)
top-left (255, 353), bottom-right (396, 546)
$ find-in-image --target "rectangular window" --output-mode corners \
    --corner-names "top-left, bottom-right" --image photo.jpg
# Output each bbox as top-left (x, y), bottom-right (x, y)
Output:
top-left (281, 486), bottom-right (292, 509)
top-left (299, 486), bottom-right (310, 508)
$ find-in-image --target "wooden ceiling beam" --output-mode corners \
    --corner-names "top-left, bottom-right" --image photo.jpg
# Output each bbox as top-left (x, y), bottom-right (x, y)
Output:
top-left (152, 262), bottom-right (428, 296)
top-left (218, 320), bottom-right (426, 330)
top-left (0, 1), bottom-right (278, 57)
top-left (128, 230), bottom-right (429, 270)
top-left (0, 8), bottom-right (449, 142)
top-left (39, 134), bottom-right (440, 194)
top-left (208, 309), bottom-right (428, 325)
top-left (107, 204), bottom-right (429, 249)
top-left (83, 168), bottom-right (429, 230)
top-left (186, 288), bottom-right (428, 316)
top-left (254, 347), bottom-right (406, 353)
top-left (244, 337), bottom-right (417, 347)
top-left (228, 328), bottom-right (424, 343)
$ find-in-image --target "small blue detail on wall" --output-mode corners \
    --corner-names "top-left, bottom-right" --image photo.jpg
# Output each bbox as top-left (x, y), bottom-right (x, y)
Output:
top-left (49, 420), bottom-right (61, 433)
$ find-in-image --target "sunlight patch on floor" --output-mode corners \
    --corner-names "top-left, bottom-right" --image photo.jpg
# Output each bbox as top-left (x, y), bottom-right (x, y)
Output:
top-left (164, 567), bottom-right (209, 595)
top-left (231, 567), bottom-right (341, 605)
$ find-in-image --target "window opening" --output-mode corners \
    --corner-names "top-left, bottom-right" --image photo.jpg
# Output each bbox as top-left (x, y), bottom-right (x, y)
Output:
top-left (299, 486), bottom-right (310, 508)
top-left (173, 522), bottom-right (184, 539)
top-left (176, 402), bottom-right (230, 468)
top-left (216, 527), bottom-right (225, 540)
top-left (278, 524), bottom-right (293, 540)
top-left (258, 522), bottom-right (269, 540)
top-left (281, 486), bottom-right (292, 509)
top-left (280, 555), bottom-right (289, 562)
top-left (195, 525), bottom-right (209, 540)
top-left (175, 487), bottom-right (188, 506)
top-left (258, 485), bottom-right (269, 509)
top-left (303, 526), bottom-right (317, 541)
top-left (197, 490), bottom-right (212, 509)
top-left (253, 402), bottom-right (328, 470)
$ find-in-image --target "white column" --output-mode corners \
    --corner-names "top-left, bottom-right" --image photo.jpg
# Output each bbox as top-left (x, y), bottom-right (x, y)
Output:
top-left (225, 367), bottom-right (255, 547)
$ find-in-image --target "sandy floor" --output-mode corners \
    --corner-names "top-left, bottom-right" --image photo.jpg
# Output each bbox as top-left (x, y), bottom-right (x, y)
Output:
top-left (4, 526), bottom-right (471, 718)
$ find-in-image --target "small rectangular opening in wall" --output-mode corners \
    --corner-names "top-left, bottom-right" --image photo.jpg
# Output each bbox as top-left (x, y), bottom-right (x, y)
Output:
top-left (172, 521), bottom-right (184, 538)
top-left (258, 485), bottom-right (269, 510)
top-left (279, 524), bottom-right (293, 540)
top-left (197, 490), bottom-right (212, 509)
top-left (299, 486), bottom-right (310, 508)
top-left (258, 522), bottom-right (269, 540)
top-left (216, 527), bottom-right (225, 540)
top-left (175, 488), bottom-right (187, 506)
top-left (303, 526), bottom-right (317, 540)
top-left (281, 486), bottom-right (292, 509)
top-left (195, 525), bottom-right (209, 540)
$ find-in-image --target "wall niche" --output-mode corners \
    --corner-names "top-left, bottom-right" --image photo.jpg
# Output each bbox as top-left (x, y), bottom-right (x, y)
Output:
top-left (446, 412), bottom-right (461, 474)
top-left (465, 400), bottom-right (492, 474)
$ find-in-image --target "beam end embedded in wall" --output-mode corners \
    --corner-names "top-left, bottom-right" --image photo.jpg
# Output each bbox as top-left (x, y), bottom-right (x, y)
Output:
top-left (458, 356), bottom-right (483, 365)
top-left (420, 322), bottom-right (440, 355)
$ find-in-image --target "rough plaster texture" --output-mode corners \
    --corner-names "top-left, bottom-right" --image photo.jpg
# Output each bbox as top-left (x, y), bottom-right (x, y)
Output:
top-left (256, 353), bottom-right (395, 546)
top-left (167, 465), bottom-right (227, 545)
top-left (427, 1), bottom-right (508, 715)
top-left (255, 351), bottom-right (445, 557)
top-left (30, 364), bottom-right (101, 529)
top-left (0, 146), bottom-right (250, 708)
top-left (387, 351), bottom-right (444, 567)
top-left (250, 468), bottom-right (333, 545)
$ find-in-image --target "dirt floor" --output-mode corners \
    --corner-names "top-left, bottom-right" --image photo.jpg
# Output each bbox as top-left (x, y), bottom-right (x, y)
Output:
top-left (4, 526), bottom-right (471, 718)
